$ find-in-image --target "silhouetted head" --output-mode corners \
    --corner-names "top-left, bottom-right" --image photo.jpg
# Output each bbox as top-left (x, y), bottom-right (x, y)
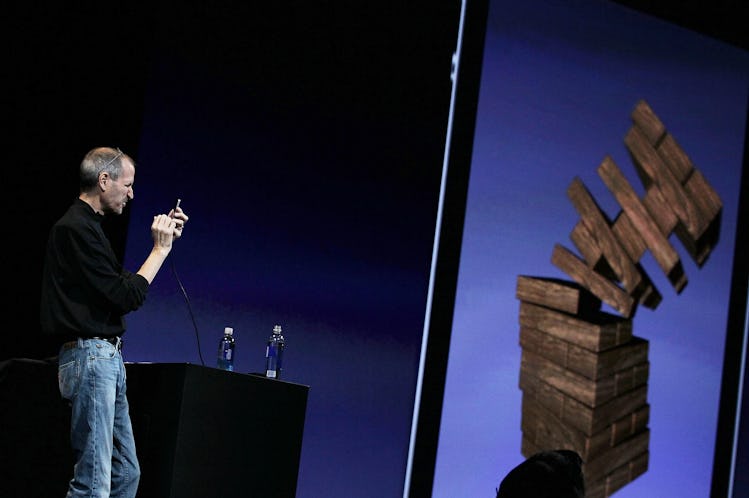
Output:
top-left (496, 450), bottom-right (585, 498)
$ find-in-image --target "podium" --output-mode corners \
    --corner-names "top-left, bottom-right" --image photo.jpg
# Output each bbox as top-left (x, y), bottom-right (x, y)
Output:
top-left (126, 363), bottom-right (308, 498)
top-left (0, 358), bottom-right (72, 498)
top-left (0, 360), bottom-right (309, 498)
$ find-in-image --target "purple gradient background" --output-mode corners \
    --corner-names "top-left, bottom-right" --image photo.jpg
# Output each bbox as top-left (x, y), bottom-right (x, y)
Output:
top-left (116, 5), bottom-right (456, 494)
top-left (432, 1), bottom-right (748, 497)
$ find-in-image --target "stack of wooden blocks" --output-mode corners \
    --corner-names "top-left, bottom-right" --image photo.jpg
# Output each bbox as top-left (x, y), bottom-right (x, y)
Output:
top-left (514, 100), bottom-right (722, 497)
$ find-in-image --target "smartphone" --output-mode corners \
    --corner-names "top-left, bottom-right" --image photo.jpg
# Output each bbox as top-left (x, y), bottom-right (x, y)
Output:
top-left (171, 198), bottom-right (181, 218)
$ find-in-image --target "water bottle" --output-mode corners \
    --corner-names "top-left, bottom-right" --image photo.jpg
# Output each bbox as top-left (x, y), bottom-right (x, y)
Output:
top-left (217, 327), bottom-right (235, 371)
top-left (265, 325), bottom-right (285, 379)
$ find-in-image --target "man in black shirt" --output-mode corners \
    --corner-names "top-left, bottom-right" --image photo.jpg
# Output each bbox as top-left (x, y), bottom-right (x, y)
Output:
top-left (40, 146), bottom-right (189, 498)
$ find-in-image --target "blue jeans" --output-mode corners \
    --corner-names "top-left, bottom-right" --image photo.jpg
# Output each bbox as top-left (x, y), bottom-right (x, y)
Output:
top-left (58, 338), bottom-right (140, 498)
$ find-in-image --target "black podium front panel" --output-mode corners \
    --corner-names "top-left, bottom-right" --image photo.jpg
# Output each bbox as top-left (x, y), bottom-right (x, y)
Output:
top-left (0, 359), bottom-right (308, 498)
top-left (126, 363), bottom-right (309, 498)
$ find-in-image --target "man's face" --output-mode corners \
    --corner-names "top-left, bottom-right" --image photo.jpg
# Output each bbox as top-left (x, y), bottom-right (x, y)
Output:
top-left (102, 160), bottom-right (135, 215)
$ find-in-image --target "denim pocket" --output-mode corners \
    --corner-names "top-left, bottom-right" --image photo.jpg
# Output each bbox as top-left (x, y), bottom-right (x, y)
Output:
top-left (93, 340), bottom-right (118, 359)
top-left (58, 358), bottom-right (79, 401)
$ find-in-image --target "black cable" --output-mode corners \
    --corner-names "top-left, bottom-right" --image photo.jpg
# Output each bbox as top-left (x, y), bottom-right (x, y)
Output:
top-left (170, 256), bottom-right (205, 366)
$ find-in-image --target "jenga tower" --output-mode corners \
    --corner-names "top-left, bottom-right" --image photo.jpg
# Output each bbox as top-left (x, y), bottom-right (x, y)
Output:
top-left (514, 101), bottom-right (722, 498)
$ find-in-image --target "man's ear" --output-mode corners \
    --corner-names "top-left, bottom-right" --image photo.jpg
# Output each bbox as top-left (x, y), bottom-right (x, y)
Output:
top-left (99, 172), bottom-right (109, 191)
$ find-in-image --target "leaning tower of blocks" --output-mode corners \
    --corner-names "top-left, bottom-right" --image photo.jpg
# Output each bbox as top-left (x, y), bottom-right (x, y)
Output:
top-left (515, 100), bottom-right (722, 498)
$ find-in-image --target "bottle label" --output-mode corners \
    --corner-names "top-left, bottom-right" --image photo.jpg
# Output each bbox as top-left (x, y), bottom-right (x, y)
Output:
top-left (265, 334), bottom-right (283, 378)
top-left (217, 336), bottom-right (234, 371)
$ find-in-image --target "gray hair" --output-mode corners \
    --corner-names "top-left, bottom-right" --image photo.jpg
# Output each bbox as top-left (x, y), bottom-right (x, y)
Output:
top-left (79, 147), bottom-right (133, 192)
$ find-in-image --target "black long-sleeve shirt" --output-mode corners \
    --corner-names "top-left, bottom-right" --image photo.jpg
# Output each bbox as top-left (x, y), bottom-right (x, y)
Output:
top-left (40, 199), bottom-right (149, 345)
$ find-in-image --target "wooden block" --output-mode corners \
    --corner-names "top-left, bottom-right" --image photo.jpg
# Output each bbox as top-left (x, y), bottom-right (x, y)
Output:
top-left (521, 393), bottom-right (649, 461)
top-left (625, 126), bottom-right (707, 252)
top-left (571, 220), bottom-right (619, 281)
top-left (608, 213), bottom-right (663, 310)
top-left (519, 301), bottom-right (632, 352)
top-left (609, 211), bottom-right (664, 308)
top-left (515, 275), bottom-right (601, 316)
top-left (630, 100), bottom-right (665, 146)
top-left (572, 219), bottom-right (661, 310)
top-left (519, 367), bottom-right (648, 435)
top-left (567, 177), bottom-right (644, 297)
top-left (611, 211), bottom-right (648, 262)
top-left (520, 431), bottom-right (543, 458)
top-left (551, 243), bottom-right (636, 318)
top-left (641, 184), bottom-right (680, 237)
top-left (586, 451), bottom-right (649, 498)
top-left (655, 133), bottom-right (693, 182)
top-left (519, 326), bottom-right (649, 380)
top-left (609, 404), bottom-right (650, 447)
top-left (685, 170), bottom-right (722, 224)
top-left (611, 181), bottom-right (717, 297)
top-left (679, 170), bottom-right (723, 267)
top-left (584, 430), bottom-right (650, 484)
top-left (629, 104), bottom-right (723, 268)
top-left (520, 349), bottom-right (648, 408)
top-left (610, 184), bottom-right (679, 263)
top-left (520, 430), bottom-right (649, 487)
top-left (597, 156), bottom-right (686, 293)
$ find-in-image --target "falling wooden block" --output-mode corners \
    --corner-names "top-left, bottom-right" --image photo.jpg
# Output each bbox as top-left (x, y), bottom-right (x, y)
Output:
top-left (597, 156), bottom-right (687, 293)
top-left (571, 220), bottom-right (661, 309)
top-left (631, 100), bottom-right (723, 267)
top-left (680, 169), bottom-right (723, 266)
top-left (625, 126), bottom-right (706, 249)
top-left (611, 185), bottom-right (678, 263)
top-left (571, 220), bottom-right (617, 280)
top-left (640, 186), bottom-right (680, 239)
top-left (567, 177), bottom-right (646, 298)
top-left (551, 243), bottom-right (636, 318)
top-left (630, 100), bottom-right (665, 145)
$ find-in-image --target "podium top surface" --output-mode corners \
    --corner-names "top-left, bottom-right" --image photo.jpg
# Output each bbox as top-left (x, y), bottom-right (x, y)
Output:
top-left (124, 361), bottom-right (311, 389)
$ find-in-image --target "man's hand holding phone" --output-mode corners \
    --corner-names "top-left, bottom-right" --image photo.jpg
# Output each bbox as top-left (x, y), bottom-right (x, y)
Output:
top-left (170, 198), bottom-right (188, 238)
